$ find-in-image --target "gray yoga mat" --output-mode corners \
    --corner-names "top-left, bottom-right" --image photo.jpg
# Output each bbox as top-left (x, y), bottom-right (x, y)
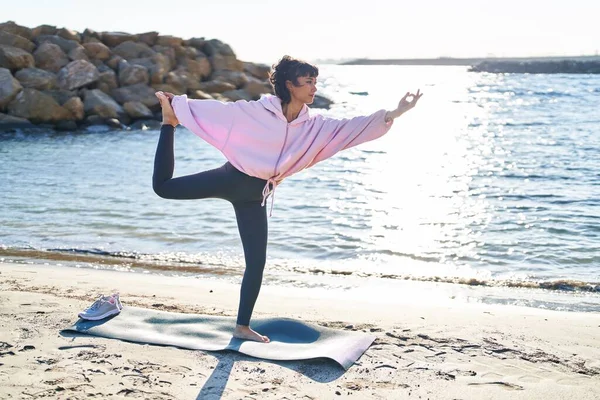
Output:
top-left (63, 306), bottom-right (375, 370)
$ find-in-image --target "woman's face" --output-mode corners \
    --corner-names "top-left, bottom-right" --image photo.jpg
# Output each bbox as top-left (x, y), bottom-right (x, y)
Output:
top-left (287, 75), bottom-right (318, 104)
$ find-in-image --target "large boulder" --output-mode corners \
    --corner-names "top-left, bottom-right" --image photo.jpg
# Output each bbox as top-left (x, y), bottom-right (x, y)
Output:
top-left (210, 70), bottom-right (248, 88)
top-left (68, 46), bottom-right (89, 62)
top-left (15, 68), bottom-right (57, 90)
top-left (243, 76), bottom-right (272, 99)
top-left (62, 96), bottom-right (84, 120)
top-left (0, 67), bottom-right (22, 109)
top-left (82, 28), bottom-right (102, 44)
top-left (203, 39), bottom-right (235, 57)
top-left (118, 61), bottom-right (149, 86)
top-left (165, 69), bottom-right (202, 94)
top-left (41, 89), bottom-right (78, 105)
top-left (110, 82), bottom-right (159, 108)
top-left (137, 32), bottom-right (159, 47)
top-left (197, 80), bottom-right (236, 93)
top-left (57, 60), bottom-right (99, 90)
top-left (180, 56), bottom-right (211, 79)
top-left (33, 42), bottom-right (69, 72)
top-left (83, 42), bottom-right (111, 61)
top-left (83, 89), bottom-right (125, 119)
top-left (209, 54), bottom-right (243, 71)
top-left (34, 35), bottom-right (81, 54)
top-left (128, 54), bottom-right (170, 84)
top-left (244, 62), bottom-right (270, 80)
top-left (112, 41), bottom-right (156, 60)
top-left (221, 89), bottom-right (253, 102)
top-left (101, 32), bottom-right (138, 47)
top-left (185, 37), bottom-right (206, 50)
top-left (152, 45), bottom-right (176, 70)
top-left (156, 35), bottom-right (183, 47)
top-left (123, 101), bottom-right (153, 119)
top-left (0, 112), bottom-right (36, 130)
top-left (151, 83), bottom-right (183, 95)
top-left (57, 28), bottom-right (81, 43)
top-left (31, 24), bottom-right (58, 39)
top-left (0, 31), bottom-right (36, 53)
top-left (97, 69), bottom-right (119, 94)
top-left (7, 88), bottom-right (72, 123)
top-left (0, 21), bottom-right (33, 40)
top-left (0, 44), bottom-right (35, 70)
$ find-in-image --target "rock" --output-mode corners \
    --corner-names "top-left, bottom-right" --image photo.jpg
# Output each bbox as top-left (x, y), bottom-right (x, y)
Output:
top-left (31, 24), bottom-right (57, 39)
top-left (0, 112), bottom-right (36, 130)
top-left (55, 120), bottom-right (78, 131)
top-left (152, 45), bottom-right (176, 69)
top-left (106, 118), bottom-right (126, 128)
top-left (110, 82), bottom-right (159, 108)
top-left (82, 88), bottom-right (125, 119)
top-left (118, 61), bottom-right (149, 86)
top-left (156, 35), bottom-right (183, 47)
top-left (101, 32), bottom-right (138, 48)
top-left (112, 41), bottom-right (156, 60)
top-left (82, 29), bottom-right (101, 43)
top-left (62, 96), bottom-right (84, 120)
top-left (0, 31), bottom-right (36, 53)
top-left (151, 83), bottom-right (183, 95)
top-left (137, 32), bottom-right (159, 47)
top-left (41, 89), bottom-right (78, 105)
top-left (244, 62), bottom-right (271, 80)
top-left (34, 35), bottom-right (81, 54)
top-left (309, 94), bottom-right (333, 110)
top-left (221, 89), bottom-right (253, 102)
top-left (68, 46), bottom-right (89, 62)
top-left (97, 69), bottom-right (118, 93)
top-left (129, 54), bottom-right (170, 84)
top-left (189, 90), bottom-right (213, 100)
top-left (197, 80), bottom-right (236, 93)
top-left (82, 42), bottom-right (111, 61)
top-left (186, 37), bottom-right (206, 50)
top-left (56, 28), bottom-right (81, 43)
top-left (0, 45), bottom-right (35, 70)
top-left (123, 101), bottom-right (153, 119)
top-left (33, 42), bottom-right (69, 73)
top-left (243, 76), bottom-right (272, 99)
top-left (15, 68), bottom-right (57, 90)
top-left (203, 39), bottom-right (235, 57)
top-left (210, 54), bottom-right (243, 71)
top-left (83, 114), bottom-right (106, 126)
top-left (0, 21), bottom-right (33, 40)
top-left (7, 88), bottom-right (72, 123)
top-left (130, 119), bottom-right (161, 130)
top-left (165, 69), bottom-right (202, 94)
top-left (105, 55), bottom-right (124, 70)
top-left (0, 68), bottom-right (23, 109)
top-left (57, 60), bottom-right (99, 90)
top-left (210, 70), bottom-right (248, 88)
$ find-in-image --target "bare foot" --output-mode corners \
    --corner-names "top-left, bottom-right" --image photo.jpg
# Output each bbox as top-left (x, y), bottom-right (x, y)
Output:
top-left (233, 325), bottom-right (270, 343)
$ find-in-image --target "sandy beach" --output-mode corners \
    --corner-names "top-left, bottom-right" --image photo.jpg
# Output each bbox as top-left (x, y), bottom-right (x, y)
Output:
top-left (1, 261), bottom-right (599, 399)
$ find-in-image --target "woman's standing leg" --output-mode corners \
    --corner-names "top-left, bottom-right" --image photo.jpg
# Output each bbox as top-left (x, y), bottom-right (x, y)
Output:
top-left (232, 200), bottom-right (270, 343)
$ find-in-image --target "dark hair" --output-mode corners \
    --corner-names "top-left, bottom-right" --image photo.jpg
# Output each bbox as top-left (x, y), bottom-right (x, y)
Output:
top-left (269, 55), bottom-right (319, 104)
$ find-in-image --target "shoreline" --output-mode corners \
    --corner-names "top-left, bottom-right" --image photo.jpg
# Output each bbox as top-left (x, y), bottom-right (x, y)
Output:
top-left (1, 261), bottom-right (599, 398)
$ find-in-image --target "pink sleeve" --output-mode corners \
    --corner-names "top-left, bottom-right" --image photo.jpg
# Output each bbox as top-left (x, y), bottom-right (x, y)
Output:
top-left (171, 95), bottom-right (236, 150)
top-left (308, 109), bottom-right (393, 167)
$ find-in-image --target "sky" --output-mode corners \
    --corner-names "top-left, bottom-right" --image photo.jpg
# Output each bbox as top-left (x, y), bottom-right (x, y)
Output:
top-left (3, 0), bottom-right (599, 64)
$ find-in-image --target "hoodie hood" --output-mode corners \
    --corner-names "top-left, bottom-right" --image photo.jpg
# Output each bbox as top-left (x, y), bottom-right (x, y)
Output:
top-left (258, 94), bottom-right (311, 125)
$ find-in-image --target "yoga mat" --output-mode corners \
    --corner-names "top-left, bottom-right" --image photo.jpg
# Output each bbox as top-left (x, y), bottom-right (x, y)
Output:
top-left (63, 306), bottom-right (375, 370)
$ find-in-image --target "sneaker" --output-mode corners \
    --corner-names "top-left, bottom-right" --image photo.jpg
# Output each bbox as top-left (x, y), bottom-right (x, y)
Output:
top-left (111, 292), bottom-right (123, 310)
top-left (78, 294), bottom-right (121, 320)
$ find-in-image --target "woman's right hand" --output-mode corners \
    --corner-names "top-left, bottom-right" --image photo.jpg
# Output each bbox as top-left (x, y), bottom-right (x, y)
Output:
top-left (155, 91), bottom-right (179, 126)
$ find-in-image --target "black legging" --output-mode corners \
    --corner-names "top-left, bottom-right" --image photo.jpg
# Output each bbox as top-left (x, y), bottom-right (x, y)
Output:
top-left (152, 124), bottom-right (268, 326)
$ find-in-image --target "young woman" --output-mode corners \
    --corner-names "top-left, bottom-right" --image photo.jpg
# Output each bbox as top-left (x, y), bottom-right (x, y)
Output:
top-left (153, 55), bottom-right (422, 343)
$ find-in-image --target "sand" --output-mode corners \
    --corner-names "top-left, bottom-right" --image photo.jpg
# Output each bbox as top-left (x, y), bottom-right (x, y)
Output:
top-left (1, 261), bottom-right (599, 399)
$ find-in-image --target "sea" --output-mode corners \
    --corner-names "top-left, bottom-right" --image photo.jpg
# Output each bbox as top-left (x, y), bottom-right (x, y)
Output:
top-left (1, 65), bottom-right (599, 312)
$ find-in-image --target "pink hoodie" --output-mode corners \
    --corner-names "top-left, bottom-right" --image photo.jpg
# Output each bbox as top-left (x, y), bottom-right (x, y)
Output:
top-left (171, 94), bottom-right (394, 214)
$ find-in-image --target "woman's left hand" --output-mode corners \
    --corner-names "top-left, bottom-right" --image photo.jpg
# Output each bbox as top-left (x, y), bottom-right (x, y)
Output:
top-left (396, 89), bottom-right (423, 114)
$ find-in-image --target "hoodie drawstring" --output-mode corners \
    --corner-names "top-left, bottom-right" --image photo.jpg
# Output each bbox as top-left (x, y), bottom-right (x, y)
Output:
top-left (261, 178), bottom-right (277, 217)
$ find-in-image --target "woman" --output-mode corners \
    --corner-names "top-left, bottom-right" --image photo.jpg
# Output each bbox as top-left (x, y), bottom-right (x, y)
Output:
top-left (153, 55), bottom-right (422, 343)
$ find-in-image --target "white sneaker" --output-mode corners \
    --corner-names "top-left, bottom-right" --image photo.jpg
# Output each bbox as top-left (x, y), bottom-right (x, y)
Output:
top-left (111, 292), bottom-right (123, 310)
top-left (78, 294), bottom-right (121, 320)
